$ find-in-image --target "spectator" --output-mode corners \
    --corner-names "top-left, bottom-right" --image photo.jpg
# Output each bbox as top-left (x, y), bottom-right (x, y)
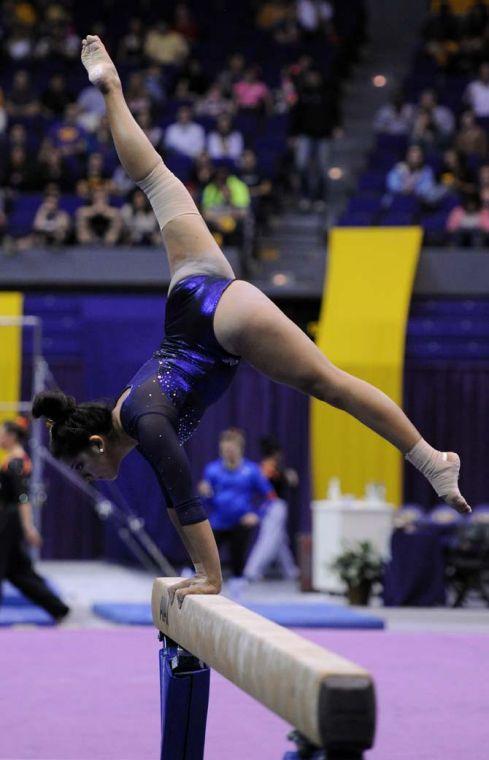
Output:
top-left (3, 146), bottom-right (35, 191)
top-left (455, 110), bottom-right (488, 158)
top-left (386, 145), bottom-right (443, 204)
top-left (125, 72), bottom-right (152, 116)
top-left (190, 151), bottom-right (215, 197)
top-left (423, 0), bottom-right (460, 69)
top-left (175, 59), bottom-right (209, 98)
top-left (33, 144), bottom-right (73, 192)
top-left (138, 108), bottom-right (163, 149)
top-left (144, 21), bottom-right (189, 66)
top-left (76, 83), bottom-right (106, 133)
top-left (410, 110), bottom-right (445, 151)
top-left (173, 2), bottom-right (200, 42)
top-left (41, 74), bottom-right (73, 119)
top-left (446, 194), bottom-right (489, 248)
top-left (256, 1), bottom-right (292, 31)
top-left (196, 83), bottom-right (234, 119)
top-left (244, 435), bottom-right (299, 582)
top-left (75, 188), bottom-right (122, 246)
top-left (199, 428), bottom-right (274, 584)
top-left (6, 70), bottom-right (40, 118)
top-left (207, 115), bottom-right (244, 162)
top-left (413, 89), bottom-right (454, 136)
top-left (49, 103), bottom-right (87, 160)
top-left (439, 148), bottom-right (477, 197)
top-left (165, 106), bottom-right (205, 158)
top-left (76, 152), bottom-right (114, 198)
top-left (0, 89), bottom-right (7, 135)
top-left (296, 0), bottom-right (334, 36)
top-left (234, 67), bottom-right (272, 113)
top-left (121, 189), bottom-right (160, 245)
top-left (465, 62), bottom-right (489, 118)
top-left (32, 192), bottom-right (71, 246)
top-left (239, 149), bottom-right (273, 228)
top-left (117, 18), bottom-right (144, 63)
top-left (292, 69), bottom-right (339, 209)
top-left (5, 28), bottom-right (33, 61)
top-left (202, 166), bottom-right (251, 245)
top-left (218, 53), bottom-right (246, 97)
top-left (90, 116), bottom-right (118, 170)
top-left (374, 93), bottom-right (414, 135)
top-left (144, 65), bottom-right (166, 107)
top-left (8, 123), bottom-right (28, 152)
top-left (479, 163), bottom-right (489, 192)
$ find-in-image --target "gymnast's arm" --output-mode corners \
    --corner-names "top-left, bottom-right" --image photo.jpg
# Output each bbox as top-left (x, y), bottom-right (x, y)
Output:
top-left (134, 413), bottom-right (222, 597)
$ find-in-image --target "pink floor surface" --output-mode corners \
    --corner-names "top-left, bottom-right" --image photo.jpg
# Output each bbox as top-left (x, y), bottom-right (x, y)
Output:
top-left (0, 627), bottom-right (488, 760)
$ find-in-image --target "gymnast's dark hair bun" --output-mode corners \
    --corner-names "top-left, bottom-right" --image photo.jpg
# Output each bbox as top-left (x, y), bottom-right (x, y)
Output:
top-left (32, 390), bottom-right (76, 424)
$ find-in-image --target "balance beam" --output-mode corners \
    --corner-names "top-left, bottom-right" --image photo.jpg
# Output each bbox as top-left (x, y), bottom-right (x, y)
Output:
top-left (152, 579), bottom-right (376, 755)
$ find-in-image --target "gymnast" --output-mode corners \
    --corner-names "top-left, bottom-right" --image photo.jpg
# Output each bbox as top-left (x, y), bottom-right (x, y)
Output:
top-left (33, 36), bottom-right (470, 604)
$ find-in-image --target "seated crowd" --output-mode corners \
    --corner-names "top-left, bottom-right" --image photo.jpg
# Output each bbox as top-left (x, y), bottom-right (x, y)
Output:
top-left (0, 0), bottom-right (364, 253)
top-left (342, 0), bottom-right (489, 247)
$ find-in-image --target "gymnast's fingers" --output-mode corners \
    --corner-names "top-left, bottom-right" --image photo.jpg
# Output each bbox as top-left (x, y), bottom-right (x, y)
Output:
top-left (168, 579), bottom-right (194, 605)
top-left (175, 582), bottom-right (221, 608)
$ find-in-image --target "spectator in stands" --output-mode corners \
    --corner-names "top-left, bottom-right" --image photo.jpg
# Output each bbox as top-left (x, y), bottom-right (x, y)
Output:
top-left (6, 70), bottom-right (40, 118)
top-left (0, 89), bottom-right (7, 135)
top-left (175, 58), bottom-right (209, 99)
top-left (173, 2), bottom-right (200, 42)
top-left (191, 151), bottom-right (215, 198)
top-left (202, 166), bottom-right (251, 246)
top-left (292, 69), bottom-right (339, 209)
top-left (387, 145), bottom-right (443, 205)
top-left (3, 146), bottom-right (35, 192)
top-left (76, 83), bottom-right (106, 133)
top-left (121, 189), bottom-right (160, 246)
top-left (196, 83), bottom-right (235, 119)
top-left (296, 0), bottom-right (334, 37)
top-left (464, 1), bottom-right (488, 37)
top-left (413, 89), bottom-right (454, 137)
top-left (137, 108), bottom-right (163, 149)
top-left (423, 0), bottom-right (460, 69)
top-left (439, 148), bottom-right (477, 197)
top-left (455, 110), bottom-right (487, 158)
top-left (5, 27), bottom-right (34, 60)
top-left (256, 0), bottom-right (291, 30)
top-left (465, 62), bottom-right (489, 118)
top-left (207, 115), bottom-right (244, 162)
top-left (76, 152), bottom-right (114, 198)
top-left (410, 110), bottom-right (446, 151)
top-left (239, 149), bottom-right (274, 228)
top-left (374, 93), bottom-right (414, 135)
top-left (479, 162), bottom-right (489, 192)
top-left (41, 74), bottom-right (73, 119)
top-left (218, 53), bottom-right (246, 97)
top-left (49, 104), bottom-right (88, 160)
top-left (165, 106), bottom-right (205, 158)
top-left (144, 21), bottom-right (189, 66)
top-left (75, 188), bottom-right (122, 246)
top-left (117, 18), bottom-right (145, 63)
top-left (32, 144), bottom-right (73, 192)
top-left (233, 67), bottom-right (272, 114)
top-left (90, 116), bottom-right (118, 170)
top-left (125, 72), bottom-right (152, 117)
top-left (32, 192), bottom-right (71, 247)
top-left (144, 65), bottom-right (166, 107)
top-left (446, 193), bottom-right (489, 248)
top-left (7, 123), bottom-right (28, 152)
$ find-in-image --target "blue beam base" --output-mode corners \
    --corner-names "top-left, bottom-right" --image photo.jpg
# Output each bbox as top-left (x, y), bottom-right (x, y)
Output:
top-left (159, 636), bottom-right (210, 760)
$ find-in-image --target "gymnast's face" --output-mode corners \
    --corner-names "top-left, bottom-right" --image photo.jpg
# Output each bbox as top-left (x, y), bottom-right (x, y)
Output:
top-left (69, 436), bottom-right (121, 482)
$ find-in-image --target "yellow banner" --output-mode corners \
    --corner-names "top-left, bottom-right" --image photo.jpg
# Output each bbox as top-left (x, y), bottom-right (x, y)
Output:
top-left (311, 227), bottom-right (422, 506)
top-left (0, 293), bottom-right (23, 430)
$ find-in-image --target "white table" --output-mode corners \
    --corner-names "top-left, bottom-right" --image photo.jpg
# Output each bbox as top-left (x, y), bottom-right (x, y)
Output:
top-left (312, 499), bottom-right (394, 593)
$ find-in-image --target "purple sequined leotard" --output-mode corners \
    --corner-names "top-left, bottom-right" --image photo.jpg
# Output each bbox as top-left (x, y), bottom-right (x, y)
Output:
top-left (119, 274), bottom-right (240, 524)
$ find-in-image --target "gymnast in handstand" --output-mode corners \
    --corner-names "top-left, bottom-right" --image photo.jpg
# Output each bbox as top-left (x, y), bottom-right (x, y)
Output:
top-left (33, 36), bottom-right (470, 604)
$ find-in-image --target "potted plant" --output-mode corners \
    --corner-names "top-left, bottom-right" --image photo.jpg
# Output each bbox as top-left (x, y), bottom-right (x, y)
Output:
top-left (330, 541), bottom-right (384, 605)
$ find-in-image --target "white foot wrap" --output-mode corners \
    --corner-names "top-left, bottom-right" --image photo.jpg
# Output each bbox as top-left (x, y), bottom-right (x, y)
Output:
top-left (137, 161), bottom-right (200, 231)
top-left (405, 438), bottom-right (459, 498)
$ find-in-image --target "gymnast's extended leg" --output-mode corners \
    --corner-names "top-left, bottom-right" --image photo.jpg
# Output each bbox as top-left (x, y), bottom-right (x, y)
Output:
top-left (213, 281), bottom-right (470, 514)
top-left (80, 35), bottom-right (234, 285)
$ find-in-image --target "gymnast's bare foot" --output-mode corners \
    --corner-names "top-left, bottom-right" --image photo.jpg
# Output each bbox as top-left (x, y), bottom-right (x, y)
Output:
top-left (81, 35), bottom-right (120, 93)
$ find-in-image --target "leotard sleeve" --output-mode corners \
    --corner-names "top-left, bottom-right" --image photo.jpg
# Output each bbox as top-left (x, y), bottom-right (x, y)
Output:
top-left (120, 381), bottom-right (207, 526)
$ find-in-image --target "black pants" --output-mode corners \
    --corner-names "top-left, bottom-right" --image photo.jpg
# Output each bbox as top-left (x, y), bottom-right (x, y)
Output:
top-left (0, 506), bottom-right (70, 619)
top-left (213, 524), bottom-right (254, 578)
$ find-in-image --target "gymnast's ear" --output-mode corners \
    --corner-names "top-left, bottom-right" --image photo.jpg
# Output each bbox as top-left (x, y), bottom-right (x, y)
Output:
top-left (88, 435), bottom-right (106, 454)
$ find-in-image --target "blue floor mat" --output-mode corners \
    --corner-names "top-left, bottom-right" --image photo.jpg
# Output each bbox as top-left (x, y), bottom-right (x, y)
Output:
top-left (92, 601), bottom-right (385, 629)
top-left (0, 606), bottom-right (54, 627)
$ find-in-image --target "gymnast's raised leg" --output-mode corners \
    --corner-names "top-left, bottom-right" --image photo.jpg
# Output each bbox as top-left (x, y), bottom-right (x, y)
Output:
top-left (81, 35), bottom-right (469, 514)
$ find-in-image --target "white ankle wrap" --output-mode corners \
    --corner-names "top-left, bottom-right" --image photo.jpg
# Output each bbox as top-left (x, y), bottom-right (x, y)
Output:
top-left (405, 438), bottom-right (459, 498)
top-left (137, 161), bottom-right (200, 231)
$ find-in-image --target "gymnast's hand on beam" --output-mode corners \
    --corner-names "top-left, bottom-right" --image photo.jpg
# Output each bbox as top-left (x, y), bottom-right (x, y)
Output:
top-left (168, 575), bottom-right (222, 608)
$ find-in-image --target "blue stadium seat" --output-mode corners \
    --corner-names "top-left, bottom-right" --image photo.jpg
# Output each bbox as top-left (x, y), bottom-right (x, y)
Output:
top-left (337, 210), bottom-right (375, 226)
